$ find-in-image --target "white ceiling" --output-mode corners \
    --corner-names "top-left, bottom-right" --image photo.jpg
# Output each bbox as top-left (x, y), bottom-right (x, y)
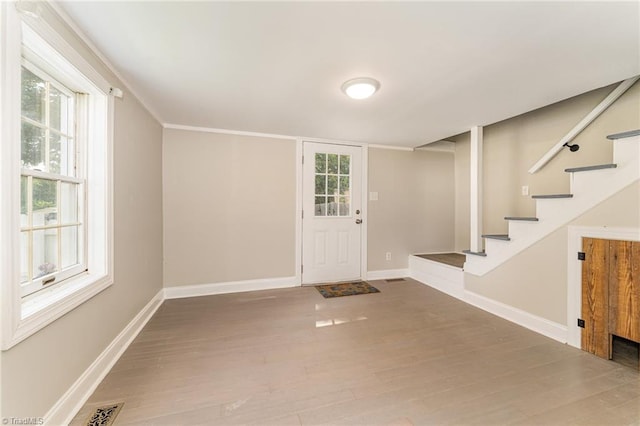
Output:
top-left (58, 1), bottom-right (640, 148)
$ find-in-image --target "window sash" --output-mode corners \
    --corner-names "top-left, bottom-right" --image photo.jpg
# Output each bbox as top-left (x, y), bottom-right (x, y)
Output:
top-left (19, 62), bottom-right (86, 298)
top-left (19, 175), bottom-right (86, 297)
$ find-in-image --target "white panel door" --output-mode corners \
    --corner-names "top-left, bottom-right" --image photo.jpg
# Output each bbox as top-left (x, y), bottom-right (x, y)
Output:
top-left (302, 142), bottom-right (362, 284)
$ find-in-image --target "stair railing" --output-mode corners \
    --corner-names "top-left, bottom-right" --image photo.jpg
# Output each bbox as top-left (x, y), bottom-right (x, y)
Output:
top-left (528, 75), bottom-right (639, 174)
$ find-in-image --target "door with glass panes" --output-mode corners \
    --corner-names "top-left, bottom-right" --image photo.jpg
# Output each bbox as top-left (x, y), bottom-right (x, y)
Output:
top-left (302, 142), bottom-right (362, 284)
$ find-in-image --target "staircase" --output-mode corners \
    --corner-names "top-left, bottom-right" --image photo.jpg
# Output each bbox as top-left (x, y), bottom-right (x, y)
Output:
top-left (464, 130), bottom-right (640, 276)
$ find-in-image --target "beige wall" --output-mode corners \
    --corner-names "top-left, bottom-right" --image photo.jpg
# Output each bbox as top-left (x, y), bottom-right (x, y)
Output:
top-left (163, 130), bottom-right (296, 287)
top-left (455, 81), bottom-right (640, 243)
top-left (465, 182), bottom-right (640, 325)
top-left (368, 148), bottom-right (455, 271)
top-left (1, 5), bottom-right (163, 418)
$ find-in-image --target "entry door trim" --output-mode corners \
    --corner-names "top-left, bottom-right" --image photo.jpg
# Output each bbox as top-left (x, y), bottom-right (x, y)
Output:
top-left (567, 226), bottom-right (640, 349)
top-left (296, 139), bottom-right (368, 285)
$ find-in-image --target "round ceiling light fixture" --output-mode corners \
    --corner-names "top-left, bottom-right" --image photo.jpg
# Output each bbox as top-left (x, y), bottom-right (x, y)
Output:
top-left (341, 77), bottom-right (380, 100)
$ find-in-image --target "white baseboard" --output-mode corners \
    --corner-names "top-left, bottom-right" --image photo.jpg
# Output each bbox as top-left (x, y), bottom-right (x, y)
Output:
top-left (464, 290), bottom-right (568, 343)
top-left (44, 289), bottom-right (164, 426)
top-left (408, 255), bottom-right (464, 300)
top-left (366, 269), bottom-right (409, 281)
top-left (163, 276), bottom-right (299, 299)
top-left (408, 257), bottom-right (567, 344)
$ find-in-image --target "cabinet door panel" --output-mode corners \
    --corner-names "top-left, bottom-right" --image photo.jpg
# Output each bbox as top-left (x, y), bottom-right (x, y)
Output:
top-left (581, 237), bottom-right (609, 358)
top-left (609, 240), bottom-right (640, 343)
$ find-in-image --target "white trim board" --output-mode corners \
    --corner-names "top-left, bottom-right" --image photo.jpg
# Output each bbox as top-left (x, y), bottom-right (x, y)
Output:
top-left (44, 289), bottom-right (164, 426)
top-left (566, 226), bottom-right (640, 349)
top-left (163, 123), bottom-right (296, 141)
top-left (164, 276), bottom-right (299, 300)
top-left (361, 145), bottom-right (369, 280)
top-left (413, 280), bottom-right (567, 344)
top-left (163, 123), bottom-right (420, 152)
top-left (295, 139), bottom-right (303, 285)
top-left (408, 258), bottom-right (567, 344)
top-left (409, 255), bottom-right (464, 300)
top-left (369, 144), bottom-right (414, 152)
top-left (366, 269), bottom-right (410, 281)
top-left (463, 290), bottom-right (568, 343)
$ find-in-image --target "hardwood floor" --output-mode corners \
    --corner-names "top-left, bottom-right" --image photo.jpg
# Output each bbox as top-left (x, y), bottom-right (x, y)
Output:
top-left (414, 253), bottom-right (465, 269)
top-left (71, 278), bottom-right (640, 425)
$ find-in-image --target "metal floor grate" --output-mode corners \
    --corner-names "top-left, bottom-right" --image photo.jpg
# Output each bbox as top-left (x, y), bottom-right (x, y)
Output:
top-left (86, 402), bottom-right (124, 426)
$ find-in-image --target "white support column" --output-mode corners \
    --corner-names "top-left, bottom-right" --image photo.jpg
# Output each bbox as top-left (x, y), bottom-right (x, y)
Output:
top-left (470, 126), bottom-right (483, 253)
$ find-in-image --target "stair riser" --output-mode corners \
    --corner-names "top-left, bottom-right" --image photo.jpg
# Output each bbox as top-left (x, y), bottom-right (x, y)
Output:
top-left (536, 198), bottom-right (575, 219)
top-left (613, 136), bottom-right (640, 166)
top-left (507, 220), bottom-right (540, 239)
top-left (484, 238), bottom-right (512, 256)
top-left (570, 168), bottom-right (618, 194)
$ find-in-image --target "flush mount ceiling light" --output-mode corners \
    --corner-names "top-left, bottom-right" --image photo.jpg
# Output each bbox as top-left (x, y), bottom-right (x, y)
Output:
top-left (341, 77), bottom-right (380, 100)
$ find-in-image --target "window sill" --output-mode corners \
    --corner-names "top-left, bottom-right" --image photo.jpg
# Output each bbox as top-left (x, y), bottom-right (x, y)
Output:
top-left (4, 272), bottom-right (112, 350)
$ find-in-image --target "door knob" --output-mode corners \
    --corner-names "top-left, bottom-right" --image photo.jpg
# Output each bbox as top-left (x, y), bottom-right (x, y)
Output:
top-left (355, 219), bottom-right (363, 224)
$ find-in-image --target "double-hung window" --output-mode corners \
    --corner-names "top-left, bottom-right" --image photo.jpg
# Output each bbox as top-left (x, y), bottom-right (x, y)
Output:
top-left (1, 4), bottom-right (114, 349)
top-left (20, 62), bottom-right (86, 297)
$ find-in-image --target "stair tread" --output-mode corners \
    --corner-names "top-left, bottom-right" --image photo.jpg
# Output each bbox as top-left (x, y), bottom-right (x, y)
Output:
top-left (462, 249), bottom-right (487, 257)
top-left (607, 129), bottom-right (640, 140)
top-left (504, 216), bottom-right (539, 221)
top-left (565, 164), bottom-right (617, 173)
top-left (482, 234), bottom-right (511, 241)
top-left (531, 194), bottom-right (573, 199)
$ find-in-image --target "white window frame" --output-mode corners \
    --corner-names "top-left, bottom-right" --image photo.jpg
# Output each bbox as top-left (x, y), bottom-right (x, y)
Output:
top-left (19, 59), bottom-right (87, 297)
top-left (1, 3), bottom-right (114, 349)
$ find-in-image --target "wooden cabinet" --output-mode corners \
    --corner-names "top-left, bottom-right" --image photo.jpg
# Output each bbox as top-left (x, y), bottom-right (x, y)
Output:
top-left (581, 238), bottom-right (640, 364)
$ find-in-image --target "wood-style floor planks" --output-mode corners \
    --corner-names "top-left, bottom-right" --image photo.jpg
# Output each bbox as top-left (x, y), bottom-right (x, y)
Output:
top-left (71, 278), bottom-right (639, 425)
top-left (414, 253), bottom-right (465, 268)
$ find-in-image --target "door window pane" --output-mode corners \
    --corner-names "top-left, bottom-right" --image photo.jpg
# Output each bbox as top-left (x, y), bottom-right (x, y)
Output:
top-left (339, 155), bottom-right (350, 174)
top-left (339, 197), bottom-right (350, 216)
top-left (32, 228), bottom-right (58, 278)
top-left (327, 196), bottom-right (337, 216)
top-left (315, 153), bottom-right (326, 173)
top-left (327, 175), bottom-right (338, 195)
top-left (315, 196), bottom-right (326, 216)
top-left (327, 154), bottom-right (339, 174)
top-left (315, 175), bottom-right (326, 195)
top-left (339, 176), bottom-right (349, 195)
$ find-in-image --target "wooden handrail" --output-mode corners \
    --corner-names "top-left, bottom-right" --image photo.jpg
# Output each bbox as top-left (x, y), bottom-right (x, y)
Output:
top-left (528, 76), bottom-right (639, 174)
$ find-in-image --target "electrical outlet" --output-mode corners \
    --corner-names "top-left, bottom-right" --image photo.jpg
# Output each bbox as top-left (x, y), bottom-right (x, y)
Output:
top-left (385, 252), bottom-right (391, 261)
top-left (521, 186), bottom-right (529, 196)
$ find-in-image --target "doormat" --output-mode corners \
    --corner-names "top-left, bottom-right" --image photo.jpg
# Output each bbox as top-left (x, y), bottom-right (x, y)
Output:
top-left (315, 281), bottom-right (380, 298)
top-left (85, 402), bottom-right (124, 426)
